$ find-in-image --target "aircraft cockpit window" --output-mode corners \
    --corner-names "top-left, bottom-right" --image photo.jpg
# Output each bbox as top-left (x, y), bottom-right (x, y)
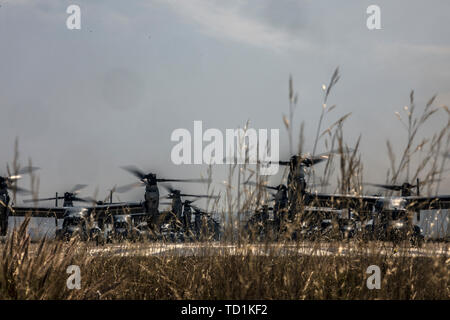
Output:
top-left (388, 198), bottom-right (406, 210)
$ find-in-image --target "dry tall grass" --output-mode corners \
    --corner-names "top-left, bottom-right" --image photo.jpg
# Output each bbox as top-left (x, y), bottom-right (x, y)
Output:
top-left (1, 223), bottom-right (448, 299)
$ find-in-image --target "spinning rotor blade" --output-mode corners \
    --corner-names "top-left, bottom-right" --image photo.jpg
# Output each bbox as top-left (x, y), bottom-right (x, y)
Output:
top-left (161, 183), bottom-right (177, 194)
top-left (71, 196), bottom-right (91, 203)
top-left (5, 166), bottom-right (40, 181)
top-left (273, 155), bottom-right (327, 167)
top-left (116, 181), bottom-right (145, 193)
top-left (23, 196), bottom-right (61, 203)
top-left (243, 181), bottom-right (279, 190)
top-left (8, 185), bottom-right (31, 195)
top-left (120, 166), bottom-right (211, 188)
top-left (7, 175), bottom-right (22, 181)
top-left (315, 148), bottom-right (355, 158)
top-left (120, 165), bottom-right (147, 180)
top-left (364, 183), bottom-right (403, 191)
top-left (157, 178), bottom-right (212, 184)
top-left (274, 161), bottom-right (290, 166)
top-left (303, 156), bottom-right (328, 167)
top-left (81, 196), bottom-right (103, 205)
top-left (367, 179), bottom-right (440, 191)
top-left (276, 148), bottom-right (355, 166)
top-left (179, 193), bottom-right (219, 199)
top-left (69, 184), bottom-right (88, 194)
top-left (16, 166), bottom-right (40, 175)
top-left (6, 185), bottom-right (31, 195)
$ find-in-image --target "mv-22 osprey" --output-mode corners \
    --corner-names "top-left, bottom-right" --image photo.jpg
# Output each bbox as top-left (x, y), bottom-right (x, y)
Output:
top-left (6, 166), bottom-right (211, 240)
top-left (159, 185), bottom-right (220, 239)
top-left (10, 184), bottom-right (140, 241)
top-left (0, 166), bottom-right (39, 236)
top-left (114, 165), bottom-right (212, 229)
top-left (305, 179), bottom-right (450, 242)
top-left (250, 150), bottom-right (450, 242)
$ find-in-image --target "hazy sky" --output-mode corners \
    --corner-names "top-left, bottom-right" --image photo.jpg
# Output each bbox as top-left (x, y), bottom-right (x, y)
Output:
top-left (1, 0), bottom-right (449, 207)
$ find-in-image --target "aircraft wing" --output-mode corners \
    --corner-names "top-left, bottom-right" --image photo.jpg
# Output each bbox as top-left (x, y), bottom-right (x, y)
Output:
top-left (10, 206), bottom-right (66, 219)
top-left (305, 192), bottom-right (379, 210)
top-left (89, 202), bottom-right (145, 218)
top-left (10, 202), bottom-right (145, 219)
top-left (405, 195), bottom-right (450, 210)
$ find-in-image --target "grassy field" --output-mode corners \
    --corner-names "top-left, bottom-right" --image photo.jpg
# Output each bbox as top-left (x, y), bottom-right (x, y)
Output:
top-left (0, 222), bottom-right (448, 300)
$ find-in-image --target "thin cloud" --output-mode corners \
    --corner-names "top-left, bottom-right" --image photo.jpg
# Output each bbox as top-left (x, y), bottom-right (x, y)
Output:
top-left (161, 0), bottom-right (308, 52)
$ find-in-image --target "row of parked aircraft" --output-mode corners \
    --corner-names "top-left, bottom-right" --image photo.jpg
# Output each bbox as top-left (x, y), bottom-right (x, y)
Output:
top-left (0, 165), bottom-right (221, 242)
top-left (1, 151), bottom-right (449, 244)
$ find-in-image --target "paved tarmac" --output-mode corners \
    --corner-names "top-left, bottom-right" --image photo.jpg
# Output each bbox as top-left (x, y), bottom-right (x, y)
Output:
top-left (86, 241), bottom-right (449, 257)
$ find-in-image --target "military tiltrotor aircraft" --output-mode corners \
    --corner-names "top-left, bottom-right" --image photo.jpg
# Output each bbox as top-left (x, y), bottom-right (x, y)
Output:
top-left (159, 199), bottom-right (193, 242)
top-left (365, 180), bottom-right (425, 197)
top-left (264, 149), bottom-right (354, 218)
top-left (243, 179), bottom-right (329, 232)
top-left (244, 146), bottom-right (449, 243)
top-left (251, 146), bottom-right (449, 243)
top-left (11, 184), bottom-right (144, 242)
top-left (161, 199), bottom-right (221, 241)
top-left (244, 204), bottom-right (274, 240)
top-left (190, 205), bottom-right (222, 241)
top-left (105, 213), bottom-right (152, 242)
top-left (23, 184), bottom-right (90, 207)
top-left (241, 150), bottom-right (332, 236)
top-left (306, 178), bottom-right (450, 244)
top-left (8, 164), bottom-right (214, 242)
top-left (116, 166), bottom-right (212, 228)
top-left (0, 165), bottom-right (39, 236)
top-left (157, 184), bottom-right (220, 241)
top-left (161, 184), bottom-right (219, 226)
top-left (242, 181), bottom-right (287, 233)
top-left (243, 170), bottom-right (356, 240)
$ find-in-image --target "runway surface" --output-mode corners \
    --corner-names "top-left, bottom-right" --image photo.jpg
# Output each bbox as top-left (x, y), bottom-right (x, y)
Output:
top-left (86, 241), bottom-right (449, 258)
top-left (2, 236), bottom-right (447, 258)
